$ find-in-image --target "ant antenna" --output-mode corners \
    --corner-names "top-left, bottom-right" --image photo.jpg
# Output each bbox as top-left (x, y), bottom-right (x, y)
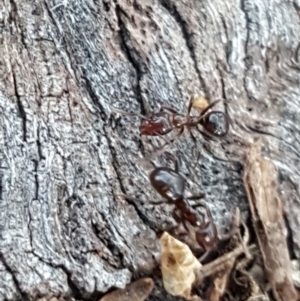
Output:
top-left (110, 106), bottom-right (147, 120)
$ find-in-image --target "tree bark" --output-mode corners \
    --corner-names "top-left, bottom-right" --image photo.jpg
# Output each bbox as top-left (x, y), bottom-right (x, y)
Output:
top-left (0, 0), bottom-right (299, 300)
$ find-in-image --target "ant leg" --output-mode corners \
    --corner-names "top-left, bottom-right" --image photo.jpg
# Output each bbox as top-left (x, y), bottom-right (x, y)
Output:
top-left (186, 193), bottom-right (205, 201)
top-left (172, 207), bottom-right (195, 233)
top-left (118, 193), bottom-right (166, 206)
top-left (140, 127), bottom-right (184, 162)
top-left (198, 249), bottom-right (210, 263)
top-left (186, 196), bottom-right (207, 216)
top-left (138, 139), bottom-right (171, 163)
top-left (170, 208), bottom-right (190, 235)
top-left (192, 150), bottom-right (202, 184)
top-left (195, 126), bottom-right (218, 142)
top-left (166, 127), bottom-right (184, 146)
top-left (174, 155), bottom-right (180, 173)
top-left (154, 126), bottom-right (184, 152)
top-left (116, 193), bottom-right (146, 204)
top-left (173, 207), bottom-right (198, 232)
top-left (201, 205), bottom-right (218, 242)
top-left (165, 151), bottom-right (181, 173)
top-left (110, 106), bottom-right (146, 120)
top-left (159, 106), bottom-right (178, 114)
top-left (189, 127), bottom-right (198, 144)
top-left (186, 95), bottom-right (195, 117)
top-left (186, 95), bottom-right (211, 117)
top-left (196, 217), bottom-right (218, 253)
top-left (216, 207), bottom-right (241, 244)
top-left (199, 99), bottom-right (223, 118)
top-left (136, 134), bottom-right (172, 165)
top-left (172, 207), bottom-right (182, 223)
top-left (187, 127), bottom-right (204, 185)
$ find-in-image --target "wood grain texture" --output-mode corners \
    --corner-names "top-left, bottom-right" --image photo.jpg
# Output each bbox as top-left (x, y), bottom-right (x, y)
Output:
top-left (243, 140), bottom-right (298, 301)
top-left (0, 0), bottom-right (299, 300)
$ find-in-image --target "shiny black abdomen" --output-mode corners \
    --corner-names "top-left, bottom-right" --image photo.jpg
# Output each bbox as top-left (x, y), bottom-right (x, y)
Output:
top-left (201, 111), bottom-right (229, 137)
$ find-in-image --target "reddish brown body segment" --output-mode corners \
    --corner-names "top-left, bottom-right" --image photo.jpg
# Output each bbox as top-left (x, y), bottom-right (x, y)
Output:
top-left (139, 98), bottom-right (229, 141)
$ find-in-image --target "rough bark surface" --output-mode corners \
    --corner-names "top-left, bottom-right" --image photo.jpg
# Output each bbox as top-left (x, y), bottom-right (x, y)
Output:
top-left (0, 0), bottom-right (299, 300)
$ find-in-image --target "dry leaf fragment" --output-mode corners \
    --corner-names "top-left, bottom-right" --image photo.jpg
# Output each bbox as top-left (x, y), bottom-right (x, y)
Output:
top-left (160, 232), bottom-right (202, 299)
top-left (192, 95), bottom-right (209, 111)
top-left (99, 277), bottom-right (154, 301)
top-left (243, 139), bottom-right (298, 301)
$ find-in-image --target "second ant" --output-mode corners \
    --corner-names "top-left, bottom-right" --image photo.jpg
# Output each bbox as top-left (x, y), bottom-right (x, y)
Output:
top-left (149, 155), bottom-right (236, 262)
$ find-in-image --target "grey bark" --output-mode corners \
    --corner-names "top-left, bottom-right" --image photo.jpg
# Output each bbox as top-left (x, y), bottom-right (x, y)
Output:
top-left (0, 0), bottom-right (299, 300)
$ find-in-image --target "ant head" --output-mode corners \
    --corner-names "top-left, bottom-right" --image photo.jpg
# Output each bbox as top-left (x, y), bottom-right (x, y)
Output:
top-left (201, 111), bottom-right (229, 137)
top-left (149, 167), bottom-right (185, 202)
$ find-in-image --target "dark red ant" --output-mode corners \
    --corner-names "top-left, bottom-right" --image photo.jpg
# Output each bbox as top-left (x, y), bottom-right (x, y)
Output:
top-left (112, 97), bottom-right (229, 156)
top-left (140, 97), bottom-right (229, 143)
top-left (149, 156), bottom-right (234, 261)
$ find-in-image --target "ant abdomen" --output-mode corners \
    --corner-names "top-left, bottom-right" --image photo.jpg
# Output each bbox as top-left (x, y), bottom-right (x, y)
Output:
top-left (201, 111), bottom-right (229, 137)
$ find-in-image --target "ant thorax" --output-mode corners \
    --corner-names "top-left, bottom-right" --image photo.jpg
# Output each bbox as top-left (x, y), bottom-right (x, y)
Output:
top-left (172, 114), bottom-right (188, 128)
top-left (140, 111), bottom-right (173, 136)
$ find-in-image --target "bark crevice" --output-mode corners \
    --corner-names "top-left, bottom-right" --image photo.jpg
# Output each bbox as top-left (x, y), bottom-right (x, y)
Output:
top-left (115, 2), bottom-right (147, 115)
top-left (12, 72), bottom-right (27, 142)
top-left (158, 0), bottom-right (208, 98)
top-left (0, 254), bottom-right (26, 301)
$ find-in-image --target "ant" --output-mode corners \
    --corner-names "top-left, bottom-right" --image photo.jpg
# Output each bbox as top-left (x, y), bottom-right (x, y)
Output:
top-left (112, 96), bottom-right (229, 157)
top-left (140, 96), bottom-right (229, 144)
top-left (149, 155), bottom-right (235, 261)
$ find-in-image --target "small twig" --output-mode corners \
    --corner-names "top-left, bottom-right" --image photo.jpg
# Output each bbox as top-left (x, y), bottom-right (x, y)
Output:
top-left (195, 244), bottom-right (256, 284)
